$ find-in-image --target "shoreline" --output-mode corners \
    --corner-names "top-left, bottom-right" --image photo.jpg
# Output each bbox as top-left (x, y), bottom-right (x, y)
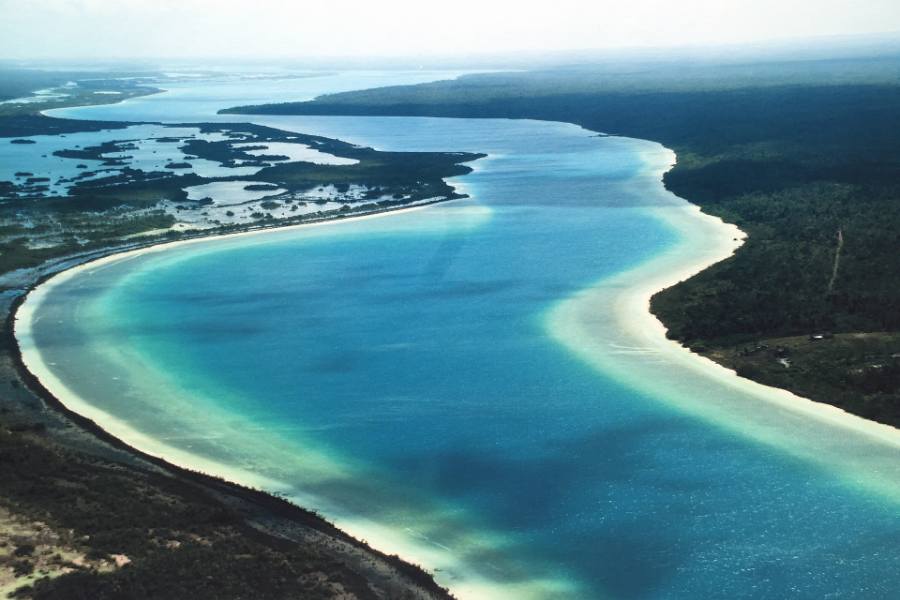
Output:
top-left (547, 150), bottom-right (900, 500)
top-left (6, 283), bottom-right (453, 600)
top-left (12, 132), bottom-right (900, 597)
top-left (13, 197), bottom-right (463, 468)
top-left (8, 200), bottom-right (471, 598)
top-left (13, 195), bottom-right (562, 600)
top-left (12, 193), bottom-right (575, 600)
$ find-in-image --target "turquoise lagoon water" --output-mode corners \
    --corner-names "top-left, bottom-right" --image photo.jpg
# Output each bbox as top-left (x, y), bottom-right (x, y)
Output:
top-left (23, 74), bottom-right (900, 598)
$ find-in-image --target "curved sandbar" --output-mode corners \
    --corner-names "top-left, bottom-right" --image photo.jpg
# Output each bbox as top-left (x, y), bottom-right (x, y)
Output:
top-left (548, 149), bottom-right (900, 502)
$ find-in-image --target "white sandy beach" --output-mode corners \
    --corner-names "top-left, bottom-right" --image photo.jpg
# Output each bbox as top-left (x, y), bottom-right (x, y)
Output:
top-left (13, 208), bottom-right (445, 491)
top-left (14, 198), bottom-right (562, 600)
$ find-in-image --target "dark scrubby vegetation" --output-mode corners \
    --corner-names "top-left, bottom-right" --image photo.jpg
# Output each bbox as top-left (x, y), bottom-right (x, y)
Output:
top-left (254, 149), bottom-right (477, 202)
top-left (0, 68), bottom-right (160, 120)
top-left (227, 56), bottom-right (900, 424)
top-left (708, 333), bottom-right (900, 424)
top-left (52, 140), bottom-right (137, 162)
top-left (181, 122), bottom-right (483, 199)
top-left (0, 69), bottom-right (145, 102)
top-left (0, 115), bottom-right (131, 138)
top-left (0, 428), bottom-right (402, 600)
top-left (0, 116), bottom-right (480, 276)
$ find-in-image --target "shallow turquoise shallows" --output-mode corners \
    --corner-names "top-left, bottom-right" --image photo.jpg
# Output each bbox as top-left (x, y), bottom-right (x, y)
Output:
top-left (25, 73), bottom-right (900, 599)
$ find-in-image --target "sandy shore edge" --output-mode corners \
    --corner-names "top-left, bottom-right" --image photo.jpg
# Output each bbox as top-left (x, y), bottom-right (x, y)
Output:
top-left (548, 148), bottom-right (900, 457)
top-left (11, 201), bottom-right (487, 594)
top-left (13, 198), bottom-right (570, 600)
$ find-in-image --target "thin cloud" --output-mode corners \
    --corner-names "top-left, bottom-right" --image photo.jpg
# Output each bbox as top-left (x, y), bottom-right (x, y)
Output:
top-left (1, 0), bottom-right (899, 60)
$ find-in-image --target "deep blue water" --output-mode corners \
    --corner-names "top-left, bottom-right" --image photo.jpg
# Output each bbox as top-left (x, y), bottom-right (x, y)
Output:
top-left (23, 73), bottom-right (900, 598)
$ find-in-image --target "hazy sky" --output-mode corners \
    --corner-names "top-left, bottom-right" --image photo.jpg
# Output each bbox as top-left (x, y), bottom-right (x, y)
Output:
top-left (1, 0), bottom-right (899, 60)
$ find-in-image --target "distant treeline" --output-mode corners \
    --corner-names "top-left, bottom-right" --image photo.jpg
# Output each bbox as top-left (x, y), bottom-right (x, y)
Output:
top-left (0, 68), bottom-right (155, 102)
top-left (225, 59), bottom-right (900, 343)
